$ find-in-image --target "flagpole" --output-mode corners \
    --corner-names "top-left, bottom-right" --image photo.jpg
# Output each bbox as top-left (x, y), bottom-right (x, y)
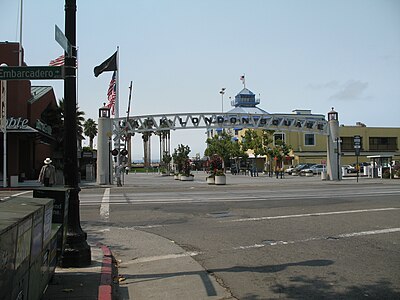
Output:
top-left (115, 46), bottom-right (122, 186)
top-left (19, 0), bottom-right (23, 66)
top-left (115, 46), bottom-right (119, 119)
top-left (76, 47), bottom-right (79, 105)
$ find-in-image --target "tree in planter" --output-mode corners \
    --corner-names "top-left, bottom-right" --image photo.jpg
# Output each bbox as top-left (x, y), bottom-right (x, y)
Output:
top-left (209, 154), bottom-right (224, 177)
top-left (182, 159), bottom-right (193, 177)
top-left (172, 144), bottom-right (191, 175)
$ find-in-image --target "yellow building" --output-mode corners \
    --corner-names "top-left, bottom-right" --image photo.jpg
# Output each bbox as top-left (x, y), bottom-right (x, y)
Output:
top-left (220, 87), bottom-right (399, 171)
top-left (237, 120), bottom-right (400, 168)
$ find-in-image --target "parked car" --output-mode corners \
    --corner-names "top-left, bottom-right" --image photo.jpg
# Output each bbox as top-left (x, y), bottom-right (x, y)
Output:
top-left (342, 165), bottom-right (356, 173)
top-left (353, 162), bottom-right (370, 172)
top-left (291, 163), bottom-right (316, 175)
top-left (299, 164), bottom-right (325, 175)
top-left (285, 165), bottom-right (298, 175)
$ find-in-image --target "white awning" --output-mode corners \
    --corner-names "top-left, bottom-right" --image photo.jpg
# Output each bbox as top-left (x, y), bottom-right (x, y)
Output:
top-left (5, 126), bottom-right (38, 133)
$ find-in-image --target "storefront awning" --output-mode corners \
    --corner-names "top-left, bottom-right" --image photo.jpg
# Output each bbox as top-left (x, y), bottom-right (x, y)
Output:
top-left (5, 126), bottom-right (38, 133)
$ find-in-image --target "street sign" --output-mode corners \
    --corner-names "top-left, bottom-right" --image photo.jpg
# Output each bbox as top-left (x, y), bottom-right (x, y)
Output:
top-left (0, 66), bottom-right (64, 80)
top-left (55, 25), bottom-right (72, 56)
top-left (354, 135), bottom-right (361, 156)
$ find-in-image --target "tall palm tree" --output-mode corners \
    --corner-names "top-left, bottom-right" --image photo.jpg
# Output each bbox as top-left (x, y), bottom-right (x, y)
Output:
top-left (141, 118), bottom-right (154, 167)
top-left (83, 118), bottom-right (98, 149)
top-left (57, 98), bottom-right (85, 138)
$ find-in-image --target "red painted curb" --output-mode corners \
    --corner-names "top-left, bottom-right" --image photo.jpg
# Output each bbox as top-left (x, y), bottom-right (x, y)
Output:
top-left (98, 285), bottom-right (112, 300)
top-left (97, 243), bottom-right (114, 300)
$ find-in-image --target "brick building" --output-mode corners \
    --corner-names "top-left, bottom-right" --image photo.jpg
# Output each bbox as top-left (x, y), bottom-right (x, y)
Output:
top-left (1, 42), bottom-right (59, 185)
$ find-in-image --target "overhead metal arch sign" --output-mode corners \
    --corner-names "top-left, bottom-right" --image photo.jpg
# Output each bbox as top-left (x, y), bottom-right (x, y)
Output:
top-left (111, 112), bottom-right (328, 140)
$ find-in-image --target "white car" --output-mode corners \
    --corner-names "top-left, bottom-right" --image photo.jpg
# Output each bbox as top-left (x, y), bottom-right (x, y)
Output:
top-left (342, 165), bottom-right (356, 173)
top-left (300, 164), bottom-right (325, 175)
top-left (285, 166), bottom-right (297, 175)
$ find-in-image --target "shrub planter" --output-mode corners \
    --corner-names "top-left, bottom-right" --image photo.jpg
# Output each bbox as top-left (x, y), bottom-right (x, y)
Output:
top-left (174, 174), bottom-right (180, 180)
top-left (206, 176), bottom-right (215, 185)
top-left (215, 175), bottom-right (226, 185)
top-left (180, 175), bottom-right (194, 181)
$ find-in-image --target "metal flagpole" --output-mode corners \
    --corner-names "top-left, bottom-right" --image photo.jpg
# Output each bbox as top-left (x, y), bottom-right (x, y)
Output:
top-left (115, 46), bottom-right (122, 186)
top-left (76, 47), bottom-right (79, 105)
top-left (115, 46), bottom-right (119, 119)
top-left (19, 0), bottom-right (23, 66)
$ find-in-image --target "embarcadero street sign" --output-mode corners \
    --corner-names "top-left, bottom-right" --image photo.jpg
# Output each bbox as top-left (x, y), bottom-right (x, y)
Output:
top-left (0, 66), bottom-right (64, 80)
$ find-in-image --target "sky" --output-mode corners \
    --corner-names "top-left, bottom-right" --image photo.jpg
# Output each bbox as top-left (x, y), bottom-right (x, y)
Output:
top-left (1, 0), bottom-right (399, 161)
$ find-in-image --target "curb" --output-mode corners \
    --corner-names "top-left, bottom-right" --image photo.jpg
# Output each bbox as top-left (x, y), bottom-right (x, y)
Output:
top-left (97, 243), bottom-right (116, 300)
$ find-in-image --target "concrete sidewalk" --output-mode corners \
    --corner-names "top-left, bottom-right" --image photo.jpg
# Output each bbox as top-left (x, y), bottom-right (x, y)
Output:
top-left (84, 225), bottom-right (233, 300)
top-left (42, 243), bottom-right (117, 300)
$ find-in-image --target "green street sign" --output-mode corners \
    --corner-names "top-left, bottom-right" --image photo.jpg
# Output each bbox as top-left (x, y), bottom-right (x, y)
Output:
top-left (0, 66), bottom-right (64, 80)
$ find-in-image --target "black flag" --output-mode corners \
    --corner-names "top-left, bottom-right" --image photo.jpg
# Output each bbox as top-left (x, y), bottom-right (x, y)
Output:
top-left (94, 51), bottom-right (117, 77)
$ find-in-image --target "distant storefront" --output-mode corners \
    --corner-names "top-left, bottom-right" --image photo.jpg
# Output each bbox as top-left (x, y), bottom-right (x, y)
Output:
top-left (1, 42), bottom-right (59, 184)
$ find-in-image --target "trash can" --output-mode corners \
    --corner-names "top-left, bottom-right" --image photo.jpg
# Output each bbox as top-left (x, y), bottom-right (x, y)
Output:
top-left (321, 171), bottom-right (327, 180)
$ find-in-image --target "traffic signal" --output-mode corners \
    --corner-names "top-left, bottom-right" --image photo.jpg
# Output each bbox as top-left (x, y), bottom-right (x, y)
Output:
top-left (111, 149), bottom-right (119, 156)
top-left (120, 149), bottom-right (128, 156)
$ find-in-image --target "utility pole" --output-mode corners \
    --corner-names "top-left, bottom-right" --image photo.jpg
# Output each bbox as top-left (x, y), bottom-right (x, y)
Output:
top-left (63, 0), bottom-right (91, 267)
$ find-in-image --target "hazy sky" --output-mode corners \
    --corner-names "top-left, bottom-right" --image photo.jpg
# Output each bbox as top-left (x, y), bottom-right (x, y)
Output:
top-left (1, 0), bottom-right (399, 161)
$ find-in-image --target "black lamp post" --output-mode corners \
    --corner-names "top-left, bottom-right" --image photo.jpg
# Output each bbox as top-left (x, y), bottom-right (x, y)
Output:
top-left (62, 0), bottom-right (91, 267)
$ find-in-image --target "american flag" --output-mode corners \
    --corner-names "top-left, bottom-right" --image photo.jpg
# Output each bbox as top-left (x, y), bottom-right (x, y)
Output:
top-left (49, 54), bottom-right (78, 67)
top-left (107, 71), bottom-right (116, 115)
top-left (49, 54), bottom-right (64, 66)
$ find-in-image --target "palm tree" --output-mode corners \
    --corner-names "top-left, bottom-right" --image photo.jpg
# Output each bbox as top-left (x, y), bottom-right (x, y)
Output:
top-left (83, 118), bottom-right (98, 149)
top-left (141, 118), bottom-right (154, 167)
top-left (57, 98), bottom-right (85, 138)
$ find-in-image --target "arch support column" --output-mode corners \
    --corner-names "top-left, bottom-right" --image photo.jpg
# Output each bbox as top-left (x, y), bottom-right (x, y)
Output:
top-left (326, 108), bottom-right (341, 181)
top-left (97, 116), bottom-right (112, 184)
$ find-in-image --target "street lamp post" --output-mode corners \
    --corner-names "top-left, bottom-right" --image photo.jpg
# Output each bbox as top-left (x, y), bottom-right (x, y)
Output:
top-left (219, 88), bottom-right (226, 113)
top-left (62, 0), bottom-right (91, 267)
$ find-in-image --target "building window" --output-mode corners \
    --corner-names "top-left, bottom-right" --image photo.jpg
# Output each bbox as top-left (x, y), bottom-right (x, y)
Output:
top-left (304, 134), bottom-right (315, 146)
top-left (341, 136), bottom-right (362, 151)
top-left (369, 137), bottom-right (397, 151)
top-left (274, 133), bottom-right (285, 145)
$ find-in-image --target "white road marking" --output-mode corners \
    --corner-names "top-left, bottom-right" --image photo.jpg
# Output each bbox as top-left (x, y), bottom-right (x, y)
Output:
top-left (225, 207), bottom-right (400, 223)
top-left (13, 191), bottom-right (31, 197)
top-left (1, 190), bottom-right (31, 201)
top-left (79, 190), bottom-right (400, 206)
top-left (233, 227), bottom-right (400, 250)
top-left (100, 188), bottom-right (110, 220)
top-left (122, 251), bottom-right (201, 265)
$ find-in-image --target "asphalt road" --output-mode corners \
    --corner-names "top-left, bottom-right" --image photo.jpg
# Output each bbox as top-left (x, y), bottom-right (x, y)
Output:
top-left (4, 173), bottom-right (400, 299)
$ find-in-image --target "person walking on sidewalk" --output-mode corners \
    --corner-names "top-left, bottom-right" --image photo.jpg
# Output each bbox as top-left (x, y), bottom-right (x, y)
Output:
top-left (39, 157), bottom-right (56, 187)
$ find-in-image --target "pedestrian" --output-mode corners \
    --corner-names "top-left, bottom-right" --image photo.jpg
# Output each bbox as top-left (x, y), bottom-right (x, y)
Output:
top-left (125, 166), bottom-right (129, 175)
top-left (38, 158), bottom-right (56, 187)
